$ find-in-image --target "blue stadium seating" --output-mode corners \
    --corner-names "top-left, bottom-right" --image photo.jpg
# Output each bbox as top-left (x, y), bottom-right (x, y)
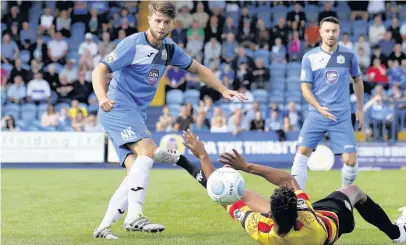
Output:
top-left (20, 104), bottom-right (37, 121)
top-left (168, 104), bottom-right (182, 117)
top-left (183, 89), bottom-right (200, 104)
top-left (55, 103), bottom-right (70, 112)
top-left (166, 89), bottom-right (184, 105)
top-left (252, 89), bottom-right (268, 103)
top-left (3, 104), bottom-right (20, 119)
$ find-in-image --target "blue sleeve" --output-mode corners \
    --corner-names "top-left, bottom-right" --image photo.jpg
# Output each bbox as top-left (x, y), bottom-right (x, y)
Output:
top-left (300, 55), bottom-right (313, 83)
top-left (350, 53), bottom-right (361, 78)
top-left (101, 38), bottom-right (136, 73)
top-left (170, 43), bottom-right (193, 70)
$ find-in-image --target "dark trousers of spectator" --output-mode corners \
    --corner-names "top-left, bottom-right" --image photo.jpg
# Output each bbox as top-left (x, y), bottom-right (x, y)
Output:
top-left (275, 129), bottom-right (286, 141)
top-left (370, 121), bottom-right (393, 140)
top-left (199, 85), bottom-right (221, 102)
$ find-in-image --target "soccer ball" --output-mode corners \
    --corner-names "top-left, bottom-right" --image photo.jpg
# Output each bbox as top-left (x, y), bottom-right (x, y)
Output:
top-left (207, 166), bottom-right (245, 205)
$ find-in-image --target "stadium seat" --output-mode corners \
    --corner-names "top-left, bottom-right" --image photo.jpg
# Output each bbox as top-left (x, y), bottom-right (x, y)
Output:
top-left (251, 89), bottom-right (268, 103)
top-left (269, 94), bottom-right (284, 104)
top-left (55, 103), bottom-right (70, 112)
top-left (3, 104), bottom-right (20, 119)
top-left (88, 104), bottom-right (99, 113)
top-left (2, 63), bottom-right (13, 77)
top-left (400, 5), bottom-right (406, 20)
top-left (304, 4), bottom-right (320, 22)
top-left (20, 104), bottom-right (38, 121)
top-left (166, 89), bottom-right (184, 105)
top-left (78, 103), bottom-right (88, 111)
top-left (37, 104), bottom-right (48, 118)
top-left (336, 2), bottom-right (351, 21)
top-left (272, 5), bottom-right (288, 25)
top-left (183, 89), bottom-right (200, 104)
top-left (168, 104), bottom-right (182, 117)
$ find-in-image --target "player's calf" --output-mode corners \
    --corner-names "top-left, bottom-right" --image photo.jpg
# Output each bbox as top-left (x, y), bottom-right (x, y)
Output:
top-left (291, 146), bottom-right (312, 190)
top-left (341, 153), bottom-right (358, 187)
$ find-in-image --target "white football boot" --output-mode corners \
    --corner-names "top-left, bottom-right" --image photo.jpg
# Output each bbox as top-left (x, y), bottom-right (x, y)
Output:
top-left (393, 206), bottom-right (406, 243)
top-left (93, 227), bottom-right (119, 239)
top-left (123, 215), bottom-right (165, 233)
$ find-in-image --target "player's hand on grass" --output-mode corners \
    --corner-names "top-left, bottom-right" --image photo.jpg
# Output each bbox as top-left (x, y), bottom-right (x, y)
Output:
top-left (356, 109), bottom-right (364, 130)
top-left (318, 106), bottom-right (336, 121)
top-left (99, 98), bottom-right (115, 112)
top-left (221, 89), bottom-right (248, 102)
top-left (182, 129), bottom-right (208, 159)
top-left (218, 149), bottom-right (249, 171)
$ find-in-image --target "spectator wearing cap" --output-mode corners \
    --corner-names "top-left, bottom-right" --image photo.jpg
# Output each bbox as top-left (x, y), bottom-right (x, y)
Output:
top-left (38, 7), bottom-right (55, 36)
top-left (47, 32), bottom-right (68, 65)
top-left (60, 59), bottom-right (78, 84)
top-left (1, 33), bottom-right (19, 65)
top-left (79, 33), bottom-right (98, 57)
top-left (369, 15), bottom-right (386, 46)
top-left (27, 72), bottom-right (51, 104)
top-left (7, 75), bottom-right (27, 104)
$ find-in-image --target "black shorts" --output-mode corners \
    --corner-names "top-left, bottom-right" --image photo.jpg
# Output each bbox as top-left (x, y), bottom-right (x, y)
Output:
top-left (312, 191), bottom-right (355, 237)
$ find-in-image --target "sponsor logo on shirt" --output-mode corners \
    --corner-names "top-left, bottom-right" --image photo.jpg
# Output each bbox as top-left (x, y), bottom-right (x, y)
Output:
top-left (325, 70), bottom-right (338, 85)
top-left (147, 69), bottom-right (160, 86)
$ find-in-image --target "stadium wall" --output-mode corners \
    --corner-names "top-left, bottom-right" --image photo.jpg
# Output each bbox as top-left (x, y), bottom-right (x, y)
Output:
top-left (2, 132), bottom-right (406, 170)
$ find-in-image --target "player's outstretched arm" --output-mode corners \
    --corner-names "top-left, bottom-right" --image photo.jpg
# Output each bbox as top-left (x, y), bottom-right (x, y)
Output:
top-left (182, 129), bottom-right (215, 178)
top-left (92, 63), bottom-right (115, 112)
top-left (187, 60), bottom-right (248, 102)
top-left (218, 150), bottom-right (301, 191)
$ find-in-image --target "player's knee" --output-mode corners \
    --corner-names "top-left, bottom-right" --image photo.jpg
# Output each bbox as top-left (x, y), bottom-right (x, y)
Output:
top-left (343, 160), bottom-right (357, 167)
top-left (297, 146), bottom-right (312, 157)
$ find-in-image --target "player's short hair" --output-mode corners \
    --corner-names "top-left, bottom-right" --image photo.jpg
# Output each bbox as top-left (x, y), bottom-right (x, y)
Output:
top-left (148, 1), bottom-right (177, 19)
top-left (270, 186), bottom-right (298, 234)
top-left (320, 16), bottom-right (340, 26)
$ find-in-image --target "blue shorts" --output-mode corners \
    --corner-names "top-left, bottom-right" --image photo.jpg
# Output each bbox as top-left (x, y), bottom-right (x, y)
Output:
top-left (99, 103), bottom-right (152, 167)
top-left (298, 111), bottom-right (356, 154)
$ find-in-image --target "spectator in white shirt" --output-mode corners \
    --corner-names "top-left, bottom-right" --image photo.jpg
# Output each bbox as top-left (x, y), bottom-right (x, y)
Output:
top-left (369, 15), bottom-right (386, 46)
top-left (47, 32), bottom-right (68, 64)
top-left (353, 34), bottom-right (371, 57)
top-left (176, 6), bottom-right (193, 29)
top-left (79, 33), bottom-right (98, 57)
top-left (356, 47), bottom-right (371, 73)
top-left (27, 73), bottom-right (51, 104)
top-left (38, 7), bottom-right (54, 36)
top-left (100, 32), bottom-right (115, 55)
top-left (204, 37), bottom-right (222, 66)
top-left (192, 2), bottom-right (209, 28)
top-left (338, 32), bottom-right (353, 50)
top-left (59, 59), bottom-right (78, 83)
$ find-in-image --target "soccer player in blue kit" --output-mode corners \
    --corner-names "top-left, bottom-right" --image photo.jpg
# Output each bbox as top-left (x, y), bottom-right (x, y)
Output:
top-left (291, 17), bottom-right (365, 190)
top-left (91, 1), bottom-right (247, 239)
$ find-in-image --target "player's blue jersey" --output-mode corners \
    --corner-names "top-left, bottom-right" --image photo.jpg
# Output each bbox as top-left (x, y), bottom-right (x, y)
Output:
top-left (101, 32), bottom-right (193, 119)
top-left (300, 45), bottom-right (360, 119)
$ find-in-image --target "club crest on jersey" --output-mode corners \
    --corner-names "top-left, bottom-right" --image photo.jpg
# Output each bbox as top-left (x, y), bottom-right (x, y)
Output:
top-left (147, 69), bottom-right (160, 86)
top-left (326, 70), bottom-right (338, 85)
top-left (105, 53), bottom-right (118, 63)
top-left (337, 55), bottom-right (345, 64)
top-left (161, 49), bottom-right (167, 60)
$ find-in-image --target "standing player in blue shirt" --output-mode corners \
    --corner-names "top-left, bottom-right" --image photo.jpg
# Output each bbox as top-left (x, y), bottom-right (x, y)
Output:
top-left (91, 1), bottom-right (247, 239)
top-left (291, 17), bottom-right (365, 190)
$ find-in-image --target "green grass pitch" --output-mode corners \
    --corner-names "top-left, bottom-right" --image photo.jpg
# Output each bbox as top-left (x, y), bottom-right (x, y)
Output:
top-left (2, 169), bottom-right (406, 245)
